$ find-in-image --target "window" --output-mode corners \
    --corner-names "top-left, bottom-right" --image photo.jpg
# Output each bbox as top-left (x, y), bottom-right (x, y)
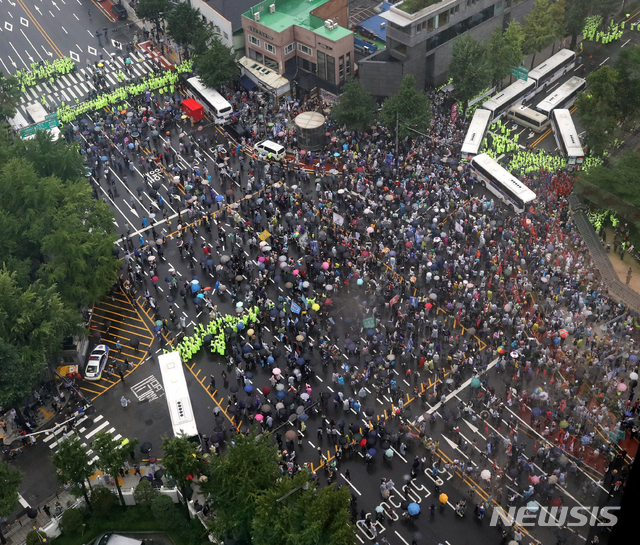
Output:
top-left (438, 11), bottom-right (449, 26)
top-left (284, 43), bottom-right (295, 55)
top-left (248, 35), bottom-right (260, 47)
top-left (263, 55), bottom-right (278, 71)
top-left (326, 54), bottom-right (335, 85)
top-left (264, 42), bottom-right (276, 54)
top-left (298, 43), bottom-right (312, 56)
top-left (317, 50), bottom-right (326, 80)
top-left (495, 0), bottom-right (504, 15)
top-left (223, 32), bottom-right (229, 40)
top-left (450, 4), bottom-right (459, 15)
top-left (339, 55), bottom-right (344, 82)
top-left (346, 52), bottom-right (351, 75)
top-left (427, 17), bottom-right (435, 32)
top-left (248, 48), bottom-right (263, 63)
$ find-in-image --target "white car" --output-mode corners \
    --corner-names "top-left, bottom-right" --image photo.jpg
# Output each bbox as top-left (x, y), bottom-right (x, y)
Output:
top-left (85, 345), bottom-right (109, 381)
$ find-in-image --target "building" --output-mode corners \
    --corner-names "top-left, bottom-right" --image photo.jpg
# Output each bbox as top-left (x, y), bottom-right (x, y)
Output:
top-left (240, 0), bottom-right (354, 97)
top-left (359, 0), bottom-right (536, 96)
top-left (191, 0), bottom-right (258, 51)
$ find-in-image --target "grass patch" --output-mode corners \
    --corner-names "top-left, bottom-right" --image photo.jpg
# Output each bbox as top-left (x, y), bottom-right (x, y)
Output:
top-left (52, 504), bottom-right (206, 545)
top-left (398, 0), bottom-right (442, 15)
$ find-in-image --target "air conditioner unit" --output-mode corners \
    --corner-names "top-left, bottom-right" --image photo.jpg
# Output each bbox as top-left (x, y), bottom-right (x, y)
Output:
top-left (324, 19), bottom-right (333, 29)
top-left (254, 11), bottom-right (260, 22)
top-left (380, 22), bottom-right (386, 29)
top-left (331, 22), bottom-right (338, 30)
top-left (269, 3), bottom-right (275, 14)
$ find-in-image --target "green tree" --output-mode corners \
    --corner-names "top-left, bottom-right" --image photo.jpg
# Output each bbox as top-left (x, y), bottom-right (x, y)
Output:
top-left (0, 71), bottom-right (20, 122)
top-left (90, 487), bottom-right (117, 514)
top-left (576, 149), bottom-right (639, 203)
top-left (0, 462), bottom-right (23, 545)
top-left (575, 65), bottom-right (621, 155)
top-left (379, 75), bottom-right (432, 140)
top-left (614, 45), bottom-right (640, 122)
top-left (134, 480), bottom-right (159, 506)
top-left (202, 431), bottom-right (280, 542)
top-left (252, 473), bottom-right (355, 545)
top-left (331, 78), bottom-right (377, 132)
top-left (0, 270), bottom-right (77, 408)
top-left (59, 508), bottom-right (83, 534)
top-left (523, 0), bottom-right (559, 68)
top-left (92, 431), bottom-right (139, 508)
top-left (151, 494), bottom-right (178, 527)
top-left (193, 37), bottom-right (237, 89)
top-left (450, 35), bottom-right (492, 108)
top-left (135, 0), bottom-right (173, 41)
top-left (161, 436), bottom-right (205, 517)
top-left (51, 436), bottom-right (94, 511)
top-left (487, 21), bottom-right (525, 87)
top-left (564, 0), bottom-right (595, 48)
top-left (25, 531), bottom-right (47, 545)
top-left (166, 2), bottom-right (210, 57)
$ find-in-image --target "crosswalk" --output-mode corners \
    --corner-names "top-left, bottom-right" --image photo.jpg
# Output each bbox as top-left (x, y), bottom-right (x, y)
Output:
top-left (43, 413), bottom-right (122, 466)
top-left (16, 52), bottom-right (161, 122)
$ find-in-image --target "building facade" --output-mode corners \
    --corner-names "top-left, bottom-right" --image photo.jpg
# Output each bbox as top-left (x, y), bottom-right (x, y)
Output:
top-left (240, 0), bottom-right (354, 95)
top-left (359, 0), bottom-right (536, 96)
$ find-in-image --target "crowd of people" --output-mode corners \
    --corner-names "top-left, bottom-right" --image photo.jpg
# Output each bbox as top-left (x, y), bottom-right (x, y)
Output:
top-left (62, 60), bottom-right (639, 544)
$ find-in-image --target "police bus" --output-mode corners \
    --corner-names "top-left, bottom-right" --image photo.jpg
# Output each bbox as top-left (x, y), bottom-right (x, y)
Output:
top-left (482, 78), bottom-right (536, 121)
top-left (461, 108), bottom-right (491, 158)
top-left (158, 351), bottom-right (200, 439)
top-left (550, 109), bottom-right (584, 166)
top-left (527, 49), bottom-right (576, 92)
top-left (470, 153), bottom-right (536, 213)
top-left (535, 76), bottom-right (586, 117)
top-left (185, 77), bottom-right (233, 124)
top-left (506, 105), bottom-right (550, 133)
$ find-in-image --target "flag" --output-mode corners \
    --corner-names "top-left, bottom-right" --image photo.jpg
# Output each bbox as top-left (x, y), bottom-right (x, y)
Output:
top-left (407, 334), bottom-right (413, 353)
top-left (390, 293), bottom-right (400, 306)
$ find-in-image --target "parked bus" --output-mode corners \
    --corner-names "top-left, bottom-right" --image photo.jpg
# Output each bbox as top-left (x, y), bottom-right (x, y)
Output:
top-left (481, 78), bottom-right (536, 121)
top-left (185, 77), bottom-right (233, 124)
top-left (527, 49), bottom-right (576, 92)
top-left (550, 109), bottom-right (584, 166)
top-left (507, 105), bottom-right (549, 133)
top-left (535, 76), bottom-right (586, 117)
top-left (470, 153), bottom-right (537, 213)
top-left (158, 351), bottom-right (200, 439)
top-left (461, 108), bottom-right (491, 158)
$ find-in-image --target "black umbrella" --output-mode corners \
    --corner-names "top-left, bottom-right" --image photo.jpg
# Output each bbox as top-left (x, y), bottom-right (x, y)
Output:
top-left (230, 385), bottom-right (239, 393)
top-left (140, 442), bottom-right (152, 454)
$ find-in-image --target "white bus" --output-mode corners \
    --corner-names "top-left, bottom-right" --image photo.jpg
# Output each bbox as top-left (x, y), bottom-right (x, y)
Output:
top-left (185, 77), bottom-right (233, 124)
top-left (158, 351), bottom-right (200, 439)
top-left (550, 109), bottom-right (584, 166)
top-left (482, 79), bottom-right (536, 121)
top-left (471, 153), bottom-right (537, 213)
top-left (25, 102), bottom-right (49, 124)
top-left (507, 105), bottom-right (549, 133)
top-left (461, 108), bottom-right (491, 158)
top-left (528, 49), bottom-right (576, 92)
top-left (535, 76), bottom-right (586, 117)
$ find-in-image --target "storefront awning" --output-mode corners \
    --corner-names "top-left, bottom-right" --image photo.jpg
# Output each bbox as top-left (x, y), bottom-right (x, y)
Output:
top-left (239, 75), bottom-right (256, 90)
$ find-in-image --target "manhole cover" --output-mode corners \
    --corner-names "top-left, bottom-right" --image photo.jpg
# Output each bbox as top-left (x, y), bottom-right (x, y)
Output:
top-left (145, 419), bottom-right (153, 426)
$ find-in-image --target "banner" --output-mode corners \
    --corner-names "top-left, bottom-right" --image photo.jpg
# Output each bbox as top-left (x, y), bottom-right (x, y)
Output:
top-left (333, 212), bottom-right (344, 226)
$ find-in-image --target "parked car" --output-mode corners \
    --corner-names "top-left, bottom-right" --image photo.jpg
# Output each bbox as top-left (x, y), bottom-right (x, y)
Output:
top-left (85, 345), bottom-right (109, 381)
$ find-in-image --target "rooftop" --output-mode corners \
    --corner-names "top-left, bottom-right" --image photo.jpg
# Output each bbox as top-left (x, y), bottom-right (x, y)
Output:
top-left (397, 0), bottom-right (442, 15)
top-left (243, 0), bottom-right (352, 41)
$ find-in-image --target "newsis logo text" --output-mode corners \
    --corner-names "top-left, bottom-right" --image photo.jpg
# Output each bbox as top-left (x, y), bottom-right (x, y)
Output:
top-left (490, 506), bottom-right (620, 527)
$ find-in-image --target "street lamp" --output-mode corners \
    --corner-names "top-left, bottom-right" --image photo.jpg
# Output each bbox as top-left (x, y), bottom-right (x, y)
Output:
top-left (275, 482), bottom-right (309, 503)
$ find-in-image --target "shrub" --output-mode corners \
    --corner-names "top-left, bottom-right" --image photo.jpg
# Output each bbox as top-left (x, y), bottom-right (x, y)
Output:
top-left (151, 494), bottom-right (176, 527)
top-left (91, 487), bottom-right (118, 514)
top-left (26, 530), bottom-right (47, 545)
top-left (60, 508), bottom-right (83, 534)
top-left (134, 480), bottom-right (159, 506)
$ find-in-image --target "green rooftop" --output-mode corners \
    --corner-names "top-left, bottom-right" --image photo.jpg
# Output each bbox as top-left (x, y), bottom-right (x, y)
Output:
top-left (398, 0), bottom-right (442, 14)
top-left (244, 0), bottom-right (352, 41)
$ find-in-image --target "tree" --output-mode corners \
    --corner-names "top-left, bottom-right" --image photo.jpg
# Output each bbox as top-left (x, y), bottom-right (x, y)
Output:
top-left (51, 436), bottom-right (94, 511)
top-left (564, 0), bottom-right (595, 48)
top-left (92, 431), bottom-right (138, 508)
top-left (59, 508), bottom-right (83, 534)
top-left (450, 35), bottom-right (492, 108)
top-left (252, 473), bottom-right (355, 545)
top-left (0, 462), bottom-right (22, 545)
top-left (577, 150), bottom-right (640, 208)
top-left (331, 78), bottom-right (377, 132)
top-left (0, 71), bottom-right (20, 122)
top-left (614, 45), bottom-right (640, 122)
top-left (549, 0), bottom-right (567, 46)
top-left (25, 531), bottom-right (47, 545)
top-left (134, 480), bottom-right (159, 506)
top-left (201, 431), bottom-right (280, 542)
top-left (192, 37), bottom-right (237, 90)
top-left (0, 270), bottom-right (77, 408)
top-left (166, 2), bottom-right (210, 57)
top-left (379, 75), bottom-right (432, 141)
top-left (135, 0), bottom-right (173, 41)
top-left (161, 436), bottom-right (205, 517)
top-left (523, 0), bottom-right (559, 68)
top-left (487, 22), bottom-right (525, 87)
top-left (575, 66), bottom-right (621, 155)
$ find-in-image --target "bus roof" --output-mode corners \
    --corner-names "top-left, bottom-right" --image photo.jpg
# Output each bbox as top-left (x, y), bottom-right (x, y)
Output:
top-left (536, 76), bottom-right (586, 114)
top-left (158, 351), bottom-right (199, 438)
top-left (527, 49), bottom-right (575, 83)
top-left (551, 109), bottom-right (583, 158)
top-left (482, 79), bottom-right (535, 114)
top-left (472, 153), bottom-right (536, 198)
top-left (461, 108), bottom-right (491, 156)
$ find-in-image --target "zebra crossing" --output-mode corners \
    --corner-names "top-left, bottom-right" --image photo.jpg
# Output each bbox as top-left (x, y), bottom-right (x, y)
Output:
top-left (16, 53), bottom-right (161, 121)
top-left (43, 413), bottom-right (122, 466)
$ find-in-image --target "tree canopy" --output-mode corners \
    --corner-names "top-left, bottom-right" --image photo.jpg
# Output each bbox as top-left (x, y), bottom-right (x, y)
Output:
top-left (379, 75), bottom-right (432, 140)
top-left (161, 435), bottom-right (205, 515)
top-left (450, 35), bottom-right (492, 107)
top-left (135, 0), bottom-right (173, 36)
top-left (331, 78), bottom-right (377, 132)
top-left (0, 70), bottom-right (21, 122)
top-left (167, 2), bottom-right (214, 56)
top-left (51, 436), bottom-right (94, 510)
top-left (0, 462), bottom-right (23, 545)
top-left (192, 37), bottom-right (238, 90)
top-left (523, 0), bottom-right (565, 67)
top-left (487, 21), bottom-right (525, 87)
top-left (92, 431), bottom-right (138, 508)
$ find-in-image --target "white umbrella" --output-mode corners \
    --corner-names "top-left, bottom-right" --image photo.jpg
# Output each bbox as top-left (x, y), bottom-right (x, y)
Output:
top-left (480, 469), bottom-right (491, 481)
